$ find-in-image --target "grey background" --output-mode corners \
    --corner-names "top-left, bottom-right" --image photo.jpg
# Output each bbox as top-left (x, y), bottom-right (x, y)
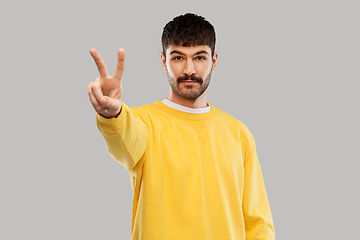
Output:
top-left (1, 0), bottom-right (359, 239)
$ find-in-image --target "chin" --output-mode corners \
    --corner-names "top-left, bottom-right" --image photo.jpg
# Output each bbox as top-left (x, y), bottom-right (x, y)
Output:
top-left (177, 90), bottom-right (204, 100)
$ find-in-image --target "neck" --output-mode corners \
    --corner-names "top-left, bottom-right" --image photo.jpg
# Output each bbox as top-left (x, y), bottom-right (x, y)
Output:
top-left (167, 90), bottom-right (208, 108)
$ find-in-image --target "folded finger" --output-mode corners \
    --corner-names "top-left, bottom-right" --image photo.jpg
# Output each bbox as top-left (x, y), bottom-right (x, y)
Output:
top-left (91, 78), bottom-right (108, 106)
top-left (88, 82), bottom-right (101, 110)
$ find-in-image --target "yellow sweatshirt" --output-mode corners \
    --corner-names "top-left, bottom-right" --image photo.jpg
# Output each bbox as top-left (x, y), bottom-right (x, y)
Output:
top-left (96, 100), bottom-right (275, 240)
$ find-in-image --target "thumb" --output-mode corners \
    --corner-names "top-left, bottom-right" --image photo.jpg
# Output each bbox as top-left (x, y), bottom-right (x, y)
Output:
top-left (102, 96), bottom-right (112, 109)
top-left (102, 96), bottom-right (108, 106)
top-left (102, 96), bottom-right (121, 112)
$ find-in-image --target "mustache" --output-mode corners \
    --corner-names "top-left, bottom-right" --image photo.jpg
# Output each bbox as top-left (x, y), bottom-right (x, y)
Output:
top-left (177, 74), bottom-right (203, 84)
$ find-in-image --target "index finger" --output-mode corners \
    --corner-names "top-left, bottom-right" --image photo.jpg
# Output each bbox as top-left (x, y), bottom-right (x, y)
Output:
top-left (113, 48), bottom-right (125, 80)
top-left (90, 48), bottom-right (109, 78)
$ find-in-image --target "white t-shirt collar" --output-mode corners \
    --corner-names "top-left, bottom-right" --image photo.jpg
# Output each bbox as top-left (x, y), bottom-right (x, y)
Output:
top-left (161, 99), bottom-right (211, 114)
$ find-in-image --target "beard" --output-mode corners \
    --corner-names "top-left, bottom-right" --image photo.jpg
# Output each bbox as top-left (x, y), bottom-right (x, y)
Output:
top-left (167, 71), bottom-right (212, 100)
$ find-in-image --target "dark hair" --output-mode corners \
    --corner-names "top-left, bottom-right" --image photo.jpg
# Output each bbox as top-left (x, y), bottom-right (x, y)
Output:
top-left (161, 13), bottom-right (216, 57)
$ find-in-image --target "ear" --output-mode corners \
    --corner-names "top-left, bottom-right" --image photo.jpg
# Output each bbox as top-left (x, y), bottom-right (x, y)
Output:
top-left (160, 52), bottom-right (167, 72)
top-left (211, 52), bottom-right (218, 72)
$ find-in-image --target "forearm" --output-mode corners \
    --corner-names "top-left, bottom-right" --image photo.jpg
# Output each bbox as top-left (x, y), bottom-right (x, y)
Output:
top-left (96, 103), bottom-right (149, 171)
top-left (242, 135), bottom-right (275, 239)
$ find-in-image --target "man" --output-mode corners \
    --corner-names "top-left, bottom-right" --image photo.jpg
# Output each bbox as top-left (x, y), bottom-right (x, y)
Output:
top-left (88, 13), bottom-right (275, 240)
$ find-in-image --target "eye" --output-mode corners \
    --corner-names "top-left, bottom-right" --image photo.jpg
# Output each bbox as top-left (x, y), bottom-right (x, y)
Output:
top-left (173, 56), bottom-right (183, 61)
top-left (196, 56), bottom-right (206, 61)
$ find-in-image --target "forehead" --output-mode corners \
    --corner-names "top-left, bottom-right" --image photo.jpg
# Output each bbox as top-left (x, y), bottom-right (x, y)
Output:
top-left (166, 45), bottom-right (211, 56)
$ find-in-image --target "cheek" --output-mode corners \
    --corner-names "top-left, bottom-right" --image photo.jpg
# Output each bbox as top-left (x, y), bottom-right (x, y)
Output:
top-left (166, 62), bottom-right (182, 78)
top-left (198, 64), bottom-right (213, 77)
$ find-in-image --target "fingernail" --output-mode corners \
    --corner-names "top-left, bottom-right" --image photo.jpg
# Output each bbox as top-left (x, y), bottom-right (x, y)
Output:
top-left (103, 97), bottom-right (107, 104)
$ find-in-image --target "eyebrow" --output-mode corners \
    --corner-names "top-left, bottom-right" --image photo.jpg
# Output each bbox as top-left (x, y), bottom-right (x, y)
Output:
top-left (169, 50), bottom-right (210, 56)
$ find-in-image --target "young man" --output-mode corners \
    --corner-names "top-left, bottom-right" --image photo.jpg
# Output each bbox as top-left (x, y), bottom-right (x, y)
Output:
top-left (88, 13), bottom-right (275, 240)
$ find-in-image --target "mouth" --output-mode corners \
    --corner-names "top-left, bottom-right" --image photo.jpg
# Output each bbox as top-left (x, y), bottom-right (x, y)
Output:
top-left (180, 80), bottom-right (198, 85)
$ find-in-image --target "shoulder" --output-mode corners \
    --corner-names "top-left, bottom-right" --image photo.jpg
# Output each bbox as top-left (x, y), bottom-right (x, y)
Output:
top-left (212, 105), bottom-right (254, 141)
top-left (128, 101), bottom-right (166, 125)
top-left (212, 106), bottom-right (249, 130)
top-left (130, 102), bottom-right (160, 115)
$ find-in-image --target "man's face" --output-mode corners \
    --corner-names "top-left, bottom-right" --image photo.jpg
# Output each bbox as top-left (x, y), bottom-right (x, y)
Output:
top-left (161, 45), bottom-right (218, 101)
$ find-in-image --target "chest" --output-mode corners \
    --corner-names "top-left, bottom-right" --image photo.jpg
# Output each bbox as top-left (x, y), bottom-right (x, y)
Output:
top-left (151, 118), bottom-right (244, 179)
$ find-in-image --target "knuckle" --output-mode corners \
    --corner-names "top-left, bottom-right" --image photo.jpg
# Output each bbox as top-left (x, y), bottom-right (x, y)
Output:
top-left (116, 65), bottom-right (124, 71)
top-left (87, 82), bottom-right (93, 93)
top-left (91, 82), bottom-right (98, 91)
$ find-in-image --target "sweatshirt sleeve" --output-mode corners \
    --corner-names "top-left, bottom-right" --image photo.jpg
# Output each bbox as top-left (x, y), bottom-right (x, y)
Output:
top-left (96, 103), bottom-right (149, 171)
top-left (242, 133), bottom-right (275, 240)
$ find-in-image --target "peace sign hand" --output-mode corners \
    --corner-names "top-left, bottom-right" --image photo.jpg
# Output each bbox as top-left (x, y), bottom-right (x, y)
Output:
top-left (88, 48), bottom-right (125, 118)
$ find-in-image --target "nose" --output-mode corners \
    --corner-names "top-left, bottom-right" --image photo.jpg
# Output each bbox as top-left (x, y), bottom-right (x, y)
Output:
top-left (183, 59), bottom-right (196, 75)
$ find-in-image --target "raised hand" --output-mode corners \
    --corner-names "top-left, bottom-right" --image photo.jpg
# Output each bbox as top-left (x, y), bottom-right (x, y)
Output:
top-left (88, 48), bottom-right (125, 118)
